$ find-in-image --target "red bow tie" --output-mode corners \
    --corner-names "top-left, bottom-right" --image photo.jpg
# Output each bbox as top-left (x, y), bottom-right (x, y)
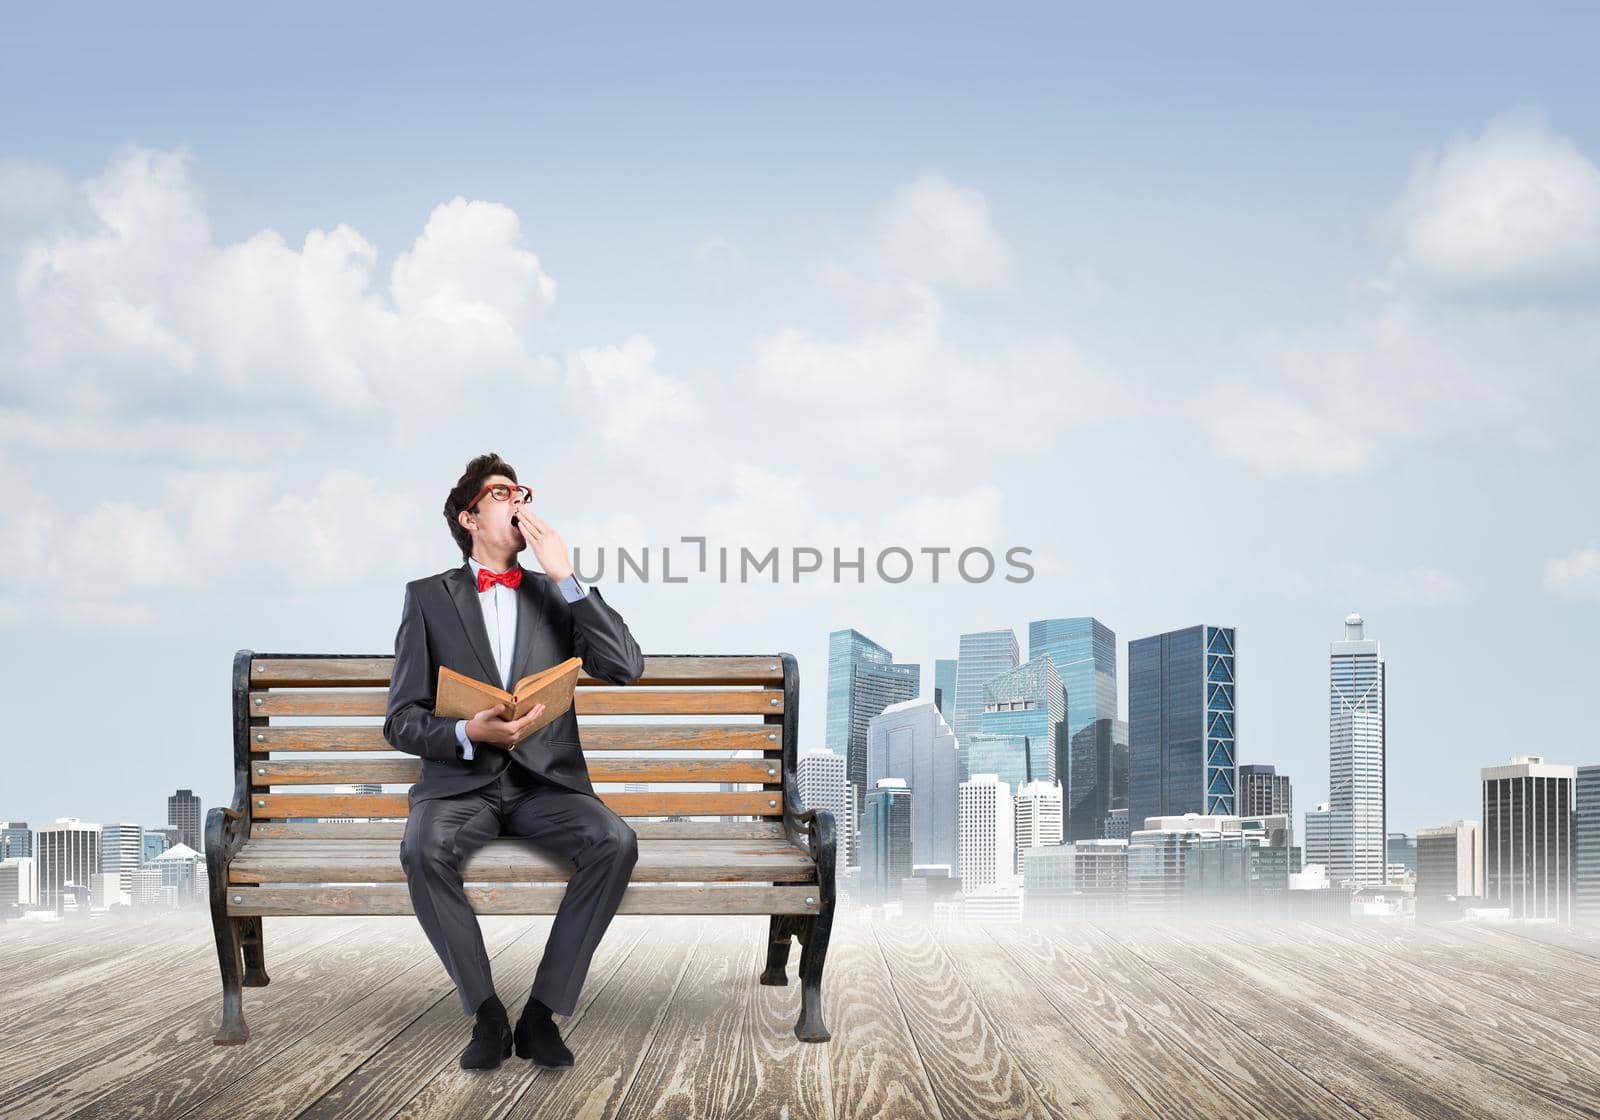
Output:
top-left (476, 566), bottom-right (523, 593)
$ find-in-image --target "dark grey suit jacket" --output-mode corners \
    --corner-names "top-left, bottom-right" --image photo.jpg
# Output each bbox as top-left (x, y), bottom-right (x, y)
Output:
top-left (382, 562), bottom-right (646, 806)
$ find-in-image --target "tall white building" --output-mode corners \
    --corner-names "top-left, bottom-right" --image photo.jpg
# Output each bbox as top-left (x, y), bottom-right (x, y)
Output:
top-left (99, 823), bottom-right (144, 901)
top-left (36, 817), bottom-right (102, 911)
top-left (866, 698), bottom-right (962, 873)
top-left (959, 773), bottom-right (1016, 893)
top-left (1013, 779), bottom-right (1064, 876)
top-left (1328, 613), bottom-right (1385, 886)
top-left (797, 748), bottom-right (852, 868)
top-left (1482, 755), bottom-right (1575, 922)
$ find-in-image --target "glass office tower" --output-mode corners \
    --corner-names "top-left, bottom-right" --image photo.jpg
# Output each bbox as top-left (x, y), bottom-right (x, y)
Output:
top-left (951, 629), bottom-right (1020, 747)
top-left (825, 628), bottom-right (919, 818)
top-left (1028, 617), bottom-right (1117, 771)
top-left (1128, 625), bottom-right (1237, 829)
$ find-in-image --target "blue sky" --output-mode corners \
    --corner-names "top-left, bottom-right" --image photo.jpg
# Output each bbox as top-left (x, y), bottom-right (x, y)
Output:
top-left (2, 3), bottom-right (1597, 837)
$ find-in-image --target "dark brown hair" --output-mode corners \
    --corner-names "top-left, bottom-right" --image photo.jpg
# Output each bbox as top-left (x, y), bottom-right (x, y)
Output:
top-left (444, 452), bottom-right (518, 559)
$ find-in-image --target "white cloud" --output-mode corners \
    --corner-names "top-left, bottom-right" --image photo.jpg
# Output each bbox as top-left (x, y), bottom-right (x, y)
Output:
top-left (1385, 113), bottom-right (1600, 300)
top-left (6, 145), bottom-right (559, 430)
top-left (1202, 301), bottom-right (1551, 477)
top-left (1544, 547), bottom-right (1600, 601)
top-left (750, 279), bottom-right (1135, 470)
top-left (563, 334), bottom-right (700, 445)
top-left (876, 172), bottom-right (1015, 292)
top-left (0, 467), bottom-right (429, 624)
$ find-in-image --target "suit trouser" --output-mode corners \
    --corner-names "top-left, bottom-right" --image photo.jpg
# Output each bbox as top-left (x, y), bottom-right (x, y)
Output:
top-left (399, 760), bottom-right (639, 1017)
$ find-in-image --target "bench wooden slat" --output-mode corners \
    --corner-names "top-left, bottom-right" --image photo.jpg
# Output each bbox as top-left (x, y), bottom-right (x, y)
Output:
top-left (251, 758), bottom-right (783, 785)
top-left (247, 819), bottom-right (789, 840)
top-left (248, 655), bottom-right (787, 688)
top-left (248, 688), bottom-right (785, 717)
top-left (224, 884), bottom-right (823, 916)
top-left (227, 838), bottom-right (815, 883)
top-left (249, 790), bottom-right (786, 820)
top-left (248, 724), bottom-right (782, 753)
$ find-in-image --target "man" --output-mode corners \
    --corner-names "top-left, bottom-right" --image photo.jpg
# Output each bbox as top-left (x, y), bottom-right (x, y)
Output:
top-left (384, 452), bottom-right (646, 1071)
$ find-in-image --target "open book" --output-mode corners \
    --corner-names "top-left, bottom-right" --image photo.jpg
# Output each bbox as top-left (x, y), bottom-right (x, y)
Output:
top-left (432, 656), bottom-right (584, 735)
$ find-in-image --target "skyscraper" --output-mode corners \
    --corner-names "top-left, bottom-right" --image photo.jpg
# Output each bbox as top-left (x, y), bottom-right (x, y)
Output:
top-left (1066, 717), bottom-right (1128, 842)
top-left (1579, 765), bottom-right (1600, 923)
top-left (1028, 617), bottom-right (1118, 778)
top-left (979, 657), bottom-right (1064, 786)
top-left (99, 823), bottom-right (144, 901)
top-left (951, 629), bottom-right (1020, 746)
top-left (860, 779), bottom-right (913, 901)
top-left (1238, 765), bottom-right (1293, 830)
top-left (35, 817), bottom-right (101, 911)
top-left (168, 789), bottom-right (202, 852)
top-left (1128, 625), bottom-right (1237, 828)
top-left (1328, 613), bottom-right (1386, 887)
top-left (866, 698), bottom-right (962, 873)
top-left (825, 629), bottom-right (919, 821)
top-left (959, 773), bottom-right (1015, 893)
top-left (1482, 755), bottom-right (1575, 922)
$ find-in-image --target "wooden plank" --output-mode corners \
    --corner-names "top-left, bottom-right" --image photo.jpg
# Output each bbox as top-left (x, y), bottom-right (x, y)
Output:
top-left (0, 917), bottom-right (417, 1120)
top-left (717, 918), bottom-right (836, 1120)
top-left (823, 919), bottom-right (946, 1120)
top-left (250, 723), bottom-right (781, 752)
top-left (249, 790), bottom-right (786, 820)
top-left (291, 919), bottom-right (657, 1120)
top-left (872, 922), bottom-right (1082, 1120)
top-left (228, 884), bottom-right (824, 917)
top-left (248, 819), bottom-right (788, 840)
top-left (1150, 922), bottom-right (1592, 1120)
top-left (1173, 921), bottom-right (1600, 1119)
top-left (0, 920), bottom-right (351, 1095)
top-left (933, 919), bottom-right (1161, 1120)
top-left (1103, 922), bottom-right (1556, 1120)
top-left (252, 756), bottom-right (783, 784)
top-left (608, 920), bottom-right (795, 1120)
top-left (249, 688), bottom-right (784, 717)
top-left (371, 919), bottom-right (700, 1120)
top-left (176, 918), bottom-right (549, 1120)
top-left (995, 921), bottom-right (1363, 1120)
top-left (249, 655), bottom-right (787, 688)
top-left (1324, 921), bottom-right (1600, 1036)
top-left (0, 920), bottom-right (216, 1029)
top-left (228, 841), bottom-right (817, 884)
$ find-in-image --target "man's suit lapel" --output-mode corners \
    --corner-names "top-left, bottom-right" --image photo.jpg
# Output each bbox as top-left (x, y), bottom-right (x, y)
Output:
top-left (508, 568), bottom-right (549, 685)
top-left (444, 564), bottom-right (502, 686)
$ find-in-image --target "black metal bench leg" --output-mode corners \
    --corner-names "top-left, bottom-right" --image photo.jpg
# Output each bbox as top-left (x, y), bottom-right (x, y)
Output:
top-left (240, 915), bottom-right (270, 987)
top-left (760, 914), bottom-right (795, 985)
top-left (793, 906), bottom-right (833, 1042)
top-left (209, 905), bottom-right (250, 1044)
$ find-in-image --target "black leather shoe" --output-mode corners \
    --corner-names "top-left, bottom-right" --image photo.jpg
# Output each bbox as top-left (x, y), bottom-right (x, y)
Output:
top-left (460, 997), bottom-right (514, 1071)
top-left (514, 997), bottom-right (574, 1067)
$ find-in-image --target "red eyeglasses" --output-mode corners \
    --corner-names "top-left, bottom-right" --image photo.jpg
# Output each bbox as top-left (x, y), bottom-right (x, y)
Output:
top-left (466, 482), bottom-right (533, 511)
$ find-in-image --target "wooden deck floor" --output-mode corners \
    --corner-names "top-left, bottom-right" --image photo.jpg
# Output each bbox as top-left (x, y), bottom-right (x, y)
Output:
top-left (2, 911), bottom-right (1597, 1120)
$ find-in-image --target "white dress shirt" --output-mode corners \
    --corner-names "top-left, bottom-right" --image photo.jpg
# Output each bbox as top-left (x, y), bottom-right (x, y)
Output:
top-left (454, 557), bottom-right (587, 761)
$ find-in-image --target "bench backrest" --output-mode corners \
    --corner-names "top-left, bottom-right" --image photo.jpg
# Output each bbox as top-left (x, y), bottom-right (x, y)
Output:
top-left (231, 651), bottom-right (799, 841)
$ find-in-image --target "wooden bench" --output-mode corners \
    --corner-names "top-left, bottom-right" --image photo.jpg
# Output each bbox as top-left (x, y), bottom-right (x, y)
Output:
top-left (205, 650), bottom-right (837, 1046)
